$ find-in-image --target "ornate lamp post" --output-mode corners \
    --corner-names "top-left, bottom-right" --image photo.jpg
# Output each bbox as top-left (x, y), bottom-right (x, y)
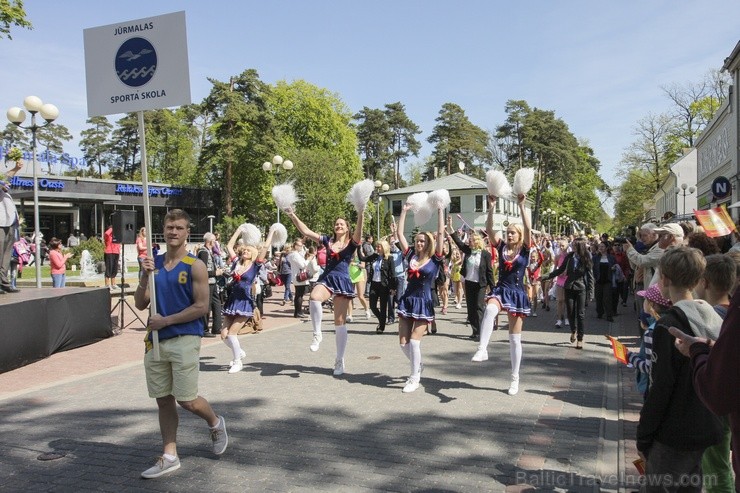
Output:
top-left (262, 155), bottom-right (294, 223)
top-left (7, 96), bottom-right (59, 288)
top-left (675, 183), bottom-right (696, 216)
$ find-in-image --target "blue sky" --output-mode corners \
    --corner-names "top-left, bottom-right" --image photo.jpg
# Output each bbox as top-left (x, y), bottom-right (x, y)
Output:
top-left (4, 1), bottom-right (740, 212)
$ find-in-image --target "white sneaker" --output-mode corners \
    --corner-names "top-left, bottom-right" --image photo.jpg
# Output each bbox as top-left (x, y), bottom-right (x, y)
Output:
top-left (333, 358), bottom-right (345, 376)
top-left (346, 315), bottom-right (353, 323)
top-left (565, 319), bottom-right (570, 327)
top-left (141, 456), bottom-right (180, 479)
top-left (455, 303), bottom-right (462, 310)
top-left (508, 375), bottom-right (519, 396)
top-left (230, 349), bottom-right (247, 365)
top-left (402, 378), bottom-right (420, 393)
top-left (310, 334), bottom-right (322, 352)
top-left (228, 360), bottom-right (243, 374)
top-left (471, 349), bottom-right (488, 362)
top-left (366, 310), bottom-right (372, 320)
top-left (210, 415), bottom-right (228, 455)
top-left (555, 320), bottom-right (562, 328)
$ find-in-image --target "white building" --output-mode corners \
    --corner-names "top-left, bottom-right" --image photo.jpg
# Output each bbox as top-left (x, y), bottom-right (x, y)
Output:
top-left (380, 172), bottom-right (532, 239)
top-left (650, 149), bottom-right (697, 222)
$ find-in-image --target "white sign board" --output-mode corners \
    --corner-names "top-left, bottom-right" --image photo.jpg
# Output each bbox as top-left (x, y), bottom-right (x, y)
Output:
top-left (84, 11), bottom-right (191, 117)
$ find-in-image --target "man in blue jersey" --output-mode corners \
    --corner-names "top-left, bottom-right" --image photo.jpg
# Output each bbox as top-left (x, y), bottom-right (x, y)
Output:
top-left (135, 209), bottom-right (228, 479)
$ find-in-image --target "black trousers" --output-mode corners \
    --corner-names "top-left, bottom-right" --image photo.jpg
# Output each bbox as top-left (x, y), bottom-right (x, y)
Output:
top-left (369, 281), bottom-right (390, 330)
top-left (565, 288), bottom-right (586, 341)
top-left (204, 283), bottom-right (222, 334)
top-left (595, 282), bottom-right (613, 318)
top-left (294, 284), bottom-right (308, 317)
top-left (464, 280), bottom-right (485, 335)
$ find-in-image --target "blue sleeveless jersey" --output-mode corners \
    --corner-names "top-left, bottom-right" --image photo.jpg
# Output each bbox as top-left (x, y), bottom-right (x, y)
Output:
top-left (145, 253), bottom-right (204, 345)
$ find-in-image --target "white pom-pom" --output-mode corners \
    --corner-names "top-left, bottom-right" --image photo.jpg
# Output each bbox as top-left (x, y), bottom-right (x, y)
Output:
top-left (427, 189), bottom-right (451, 210)
top-left (269, 223), bottom-right (288, 247)
top-left (345, 179), bottom-right (375, 213)
top-left (240, 223), bottom-right (261, 247)
top-left (272, 182), bottom-right (298, 211)
top-left (512, 167), bottom-right (536, 197)
top-left (413, 204), bottom-right (433, 227)
top-left (406, 192), bottom-right (428, 213)
top-left (486, 169), bottom-right (512, 198)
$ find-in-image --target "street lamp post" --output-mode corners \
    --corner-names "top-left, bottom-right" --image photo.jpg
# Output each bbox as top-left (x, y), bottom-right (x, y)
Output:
top-left (544, 208), bottom-right (553, 235)
top-left (675, 183), bottom-right (696, 216)
top-left (262, 155), bottom-right (294, 223)
top-left (373, 180), bottom-right (389, 239)
top-left (7, 96), bottom-right (59, 288)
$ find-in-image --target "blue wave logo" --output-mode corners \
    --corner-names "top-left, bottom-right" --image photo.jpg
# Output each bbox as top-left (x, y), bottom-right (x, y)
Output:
top-left (115, 37), bottom-right (157, 87)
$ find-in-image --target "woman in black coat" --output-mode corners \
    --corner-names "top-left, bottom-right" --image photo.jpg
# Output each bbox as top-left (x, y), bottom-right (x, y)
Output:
top-left (591, 241), bottom-right (617, 322)
top-left (542, 237), bottom-right (594, 349)
top-left (448, 217), bottom-right (494, 340)
top-left (358, 239), bottom-right (397, 333)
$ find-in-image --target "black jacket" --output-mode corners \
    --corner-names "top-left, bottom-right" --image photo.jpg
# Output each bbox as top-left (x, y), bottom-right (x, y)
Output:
top-left (358, 250), bottom-right (396, 290)
top-left (636, 307), bottom-right (723, 454)
top-left (450, 232), bottom-right (494, 289)
top-left (544, 252), bottom-right (594, 298)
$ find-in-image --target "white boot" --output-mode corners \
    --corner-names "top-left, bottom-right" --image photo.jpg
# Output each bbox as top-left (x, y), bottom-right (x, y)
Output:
top-left (508, 374), bottom-right (519, 395)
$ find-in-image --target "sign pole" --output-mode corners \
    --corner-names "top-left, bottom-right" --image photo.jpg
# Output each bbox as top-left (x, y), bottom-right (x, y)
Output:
top-left (138, 110), bottom-right (159, 360)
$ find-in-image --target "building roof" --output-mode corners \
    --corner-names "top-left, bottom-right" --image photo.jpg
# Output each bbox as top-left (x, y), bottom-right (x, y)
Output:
top-left (381, 172), bottom-right (485, 197)
top-left (723, 39), bottom-right (740, 72)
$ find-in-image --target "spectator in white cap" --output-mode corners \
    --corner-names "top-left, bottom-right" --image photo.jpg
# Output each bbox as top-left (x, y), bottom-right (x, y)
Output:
top-left (625, 223), bottom-right (662, 289)
top-left (648, 223), bottom-right (684, 287)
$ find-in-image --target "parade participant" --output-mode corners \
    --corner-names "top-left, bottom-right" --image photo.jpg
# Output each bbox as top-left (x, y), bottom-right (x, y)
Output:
top-left (526, 247), bottom-right (543, 317)
top-left (473, 193), bottom-right (531, 396)
top-left (448, 239), bottom-right (464, 309)
top-left (395, 196), bottom-right (445, 393)
top-left (542, 237), bottom-right (594, 349)
top-left (346, 253), bottom-right (371, 322)
top-left (136, 227), bottom-right (148, 281)
top-left (358, 239), bottom-right (396, 333)
top-left (285, 207), bottom-right (365, 376)
top-left (220, 225), bottom-right (274, 373)
top-left (135, 209), bottom-right (228, 479)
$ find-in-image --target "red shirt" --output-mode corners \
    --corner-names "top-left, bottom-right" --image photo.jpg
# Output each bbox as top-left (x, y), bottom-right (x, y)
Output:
top-left (104, 227), bottom-right (121, 254)
top-left (49, 249), bottom-right (67, 274)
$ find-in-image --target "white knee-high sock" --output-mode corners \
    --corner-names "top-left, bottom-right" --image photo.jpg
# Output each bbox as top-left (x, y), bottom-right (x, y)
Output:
top-left (409, 339), bottom-right (421, 380)
top-left (509, 333), bottom-right (522, 377)
top-left (399, 343), bottom-right (411, 360)
top-left (223, 336), bottom-right (233, 350)
top-left (335, 325), bottom-right (348, 360)
top-left (310, 300), bottom-right (323, 336)
top-left (478, 303), bottom-right (500, 350)
top-left (227, 335), bottom-right (242, 361)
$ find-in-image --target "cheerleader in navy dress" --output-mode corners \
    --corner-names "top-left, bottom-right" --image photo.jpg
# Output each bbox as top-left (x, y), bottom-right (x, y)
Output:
top-left (395, 201), bottom-right (445, 393)
top-left (473, 193), bottom-right (532, 396)
top-left (285, 209), bottom-right (365, 377)
top-left (221, 226), bottom-right (274, 374)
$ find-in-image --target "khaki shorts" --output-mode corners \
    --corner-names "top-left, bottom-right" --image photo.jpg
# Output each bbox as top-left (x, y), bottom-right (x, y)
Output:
top-left (144, 335), bottom-right (201, 402)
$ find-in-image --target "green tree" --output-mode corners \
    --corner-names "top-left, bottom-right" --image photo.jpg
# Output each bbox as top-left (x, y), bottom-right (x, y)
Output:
top-left (612, 169), bottom-right (654, 233)
top-left (36, 123), bottom-right (72, 174)
top-left (620, 113), bottom-right (673, 193)
top-left (109, 114), bottom-right (139, 180)
top-left (200, 69), bottom-right (275, 217)
top-left (494, 100), bottom-right (530, 170)
top-left (385, 102), bottom-right (421, 188)
top-left (2, 122), bottom-right (29, 159)
top-left (0, 0), bottom-right (31, 40)
top-left (80, 116), bottom-right (113, 177)
top-left (427, 103), bottom-right (491, 180)
top-left (354, 106), bottom-right (393, 181)
top-left (144, 107), bottom-right (199, 184)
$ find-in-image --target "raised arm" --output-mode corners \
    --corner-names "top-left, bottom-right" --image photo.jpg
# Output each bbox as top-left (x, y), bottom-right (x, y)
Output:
top-left (226, 227), bottom-right (242, 261)
top-left (284, 208), bottom-right (321, 244)
top-left (352, 207), bottom-right (365, 245)
top-left (486, 195), bottom-right (503, 248)
top-left (435, 207), bottom-right (444, 256)
top-left (397, 202), bottom-right (412, 253)
top-left (518, 194), bottom-right (532, 247)
top-left (257, 228), bottom-right (276, 263)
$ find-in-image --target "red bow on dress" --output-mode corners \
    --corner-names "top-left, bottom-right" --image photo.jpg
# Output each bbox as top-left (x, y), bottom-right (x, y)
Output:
top-left (503, 259), bottom-right (514, 271)
top-left (233, 272), bottom-right (242, 282)
top-left (330, 251), bottom-right (341, 261)
top-left (407, 268), bottom-right (420, 279)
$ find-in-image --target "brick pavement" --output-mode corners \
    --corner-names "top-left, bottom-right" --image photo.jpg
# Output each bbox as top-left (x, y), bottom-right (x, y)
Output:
top-left (0, 288), bottom-right (647, 492)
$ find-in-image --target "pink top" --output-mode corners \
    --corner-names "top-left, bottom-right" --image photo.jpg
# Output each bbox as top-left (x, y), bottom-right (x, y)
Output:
top-left (104, 227), bottom-right (121, 254)
top-left (136, 236), bottom-right (147, 259)
top-left (555, 253), bottom-right (568, 287)
top-left (49, 249), bottom-right (67, 275)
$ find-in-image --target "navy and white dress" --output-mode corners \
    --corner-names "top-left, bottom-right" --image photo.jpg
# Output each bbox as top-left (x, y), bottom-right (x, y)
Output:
top-left (487, 243), bottom-right (531, 317)
top-left (396, 249), bottom-right (444, 322)
top-left (316, 235), bottom-right (358, 298)
top-left (223, 259), bottom-right (262, 317)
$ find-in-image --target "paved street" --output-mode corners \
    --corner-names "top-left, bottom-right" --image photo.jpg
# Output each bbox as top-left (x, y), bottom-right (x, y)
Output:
top-left (0, 290), bottom-right (644, 492)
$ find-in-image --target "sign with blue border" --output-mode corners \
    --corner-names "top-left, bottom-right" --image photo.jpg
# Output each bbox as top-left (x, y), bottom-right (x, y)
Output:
top-left (711, 176), bottom-right (731, 199)
top-left (83, 11), bottom-right (191, 116)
